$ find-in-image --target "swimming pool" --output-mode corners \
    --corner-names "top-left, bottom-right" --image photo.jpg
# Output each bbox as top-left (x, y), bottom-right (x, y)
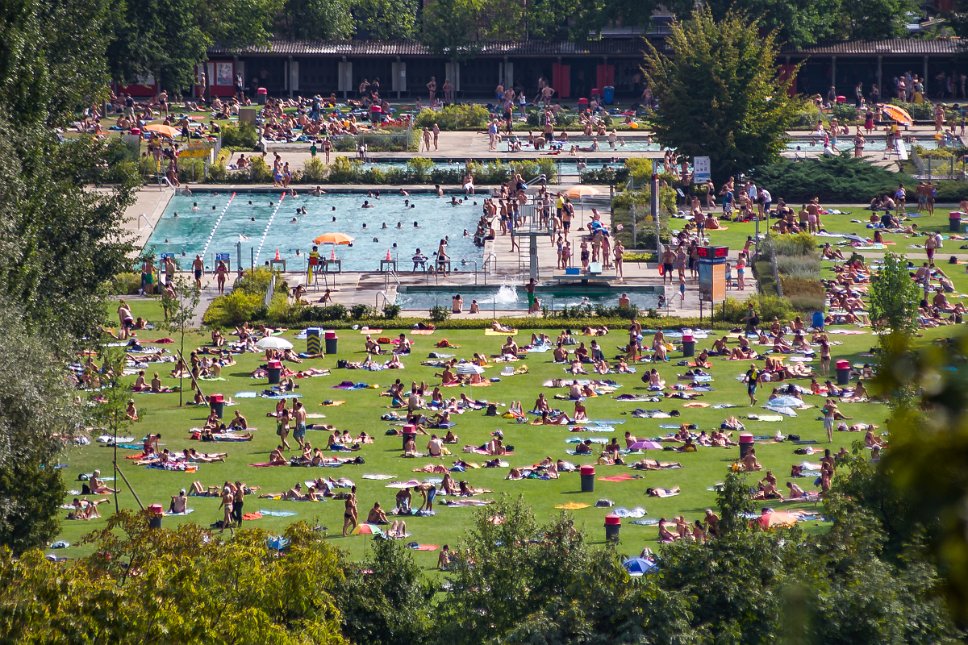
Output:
top-left (561, 137), bottom-right (662, 152)
top-left (145, 192), bottom-right (484, 271)
top-left (396, 284), bottom-right (663, 312)
top-left (784, 136), bottom-right (945, 152)
top-left (359, 159), bottom-right (626, 177)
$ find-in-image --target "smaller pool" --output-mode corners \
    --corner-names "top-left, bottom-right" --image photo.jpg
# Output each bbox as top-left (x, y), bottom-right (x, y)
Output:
top-left (561, 137), bottom-right (662, 152)
top-left (360, 159), bottom-right (626, 177)
top-left (396, 284), bottom-right (662, 312)
top-left (784, 136), bottom-right (947, 152)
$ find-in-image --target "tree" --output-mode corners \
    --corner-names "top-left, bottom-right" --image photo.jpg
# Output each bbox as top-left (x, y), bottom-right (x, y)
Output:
top-left (162, 275), bottom-right (201, 406)
top-left (277, 0), bottom-right (355, 40)
top-left (351, 0), bottom-right (419, 40)
top-left (0, 301), bottom-right (80, 552)
top-left (868, 252), bottom-right (921, 336)
top-left (642, 8), bottom-right (798, 184)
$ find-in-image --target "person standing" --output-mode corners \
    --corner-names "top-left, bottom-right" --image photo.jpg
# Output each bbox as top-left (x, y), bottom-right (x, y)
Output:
top-left (432, 122), bottom-right (440, 150)
top-left (219, 485), bottom-right (235, 532)
top-left (613, 240), bottom-right (624, 280)
top-left (215, 259), bottom-right (228, 294)
top-left (744, 363), bottom-right (760, 406)
top-left (526, 278), bottom-right (536, 313)
top-left (192, 255), bottom-right (204, 290)
top-left (342, 485), bottom-right (358, 536)
top-left (232, 481), bottom-right (245, 527)
top-left (822, 399), bottom-right (835, 443)
top-left (293, 400), bottom-right (307, 449)
top-left (427, 76), bottom-right (437, 103)
top-left (661, 247), bottom-right (675, 285)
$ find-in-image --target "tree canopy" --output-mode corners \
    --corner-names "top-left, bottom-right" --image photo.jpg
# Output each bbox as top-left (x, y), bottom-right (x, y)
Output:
top-left (643, 8), bottom-right (798, 183)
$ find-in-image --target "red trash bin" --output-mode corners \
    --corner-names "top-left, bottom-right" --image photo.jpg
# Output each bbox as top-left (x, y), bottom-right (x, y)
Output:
top-left (835, 360), bottom-right (851, 386)
top-left (580, 465), bottom-right (595, 492)
top-left (604, 513), bottom-right (621, 542)
top-left (739, 433), bottom-right (754, 458)
top-left (267, 360), bottom-right (282, 385)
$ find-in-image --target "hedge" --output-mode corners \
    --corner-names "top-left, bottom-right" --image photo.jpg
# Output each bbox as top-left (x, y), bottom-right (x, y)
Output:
top-left (751, 154), bottom-right (913, 203)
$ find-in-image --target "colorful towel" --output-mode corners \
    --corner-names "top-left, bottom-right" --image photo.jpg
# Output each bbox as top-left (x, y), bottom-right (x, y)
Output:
top-left (554, 502), bottom-right (590, 510)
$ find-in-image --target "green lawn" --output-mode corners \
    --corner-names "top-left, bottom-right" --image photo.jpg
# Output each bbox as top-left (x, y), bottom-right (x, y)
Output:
top-left (53, 298), bottom-right (954, 570)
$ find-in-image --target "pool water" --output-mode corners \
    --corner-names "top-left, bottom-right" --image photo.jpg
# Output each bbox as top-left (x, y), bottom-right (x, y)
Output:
top-left (784, 136), bottom-right (944, 152)
top-left (396, 284), bottom-right (662, 312)
top-left (146, 192), bottom-right (484, 271)
top-left (360, 159), bottom-right (626, 176)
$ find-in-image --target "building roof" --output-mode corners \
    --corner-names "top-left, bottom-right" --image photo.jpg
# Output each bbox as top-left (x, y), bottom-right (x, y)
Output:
top-left (208, 38), bottom-right (654, 59)
top-left (786, 38), bottom-right (964, 57)
top-left (209, 37), bottom-right (965, 60)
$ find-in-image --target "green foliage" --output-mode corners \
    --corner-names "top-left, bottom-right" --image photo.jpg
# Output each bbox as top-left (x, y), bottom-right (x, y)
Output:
top-left (220, 122), bottom-right (260, 150)
top-left (888, 99), bottom-right (935, 121)
top-left (429, 305), bottom-right (451, 322)
top-left (0, 302), bottom-right (77, 553)
top-left (643, 8), bottom-right (798, 183)
top-left (830, 103), bottom-right (861, 123)
top-left (302, 156), bottom-right (328, 182)
top-left (869, 253), bottom-right (921, 336)
top-left (790, 100), bottom-right (825, 129)
top-left (278, 0), bottom-right (355, 40)
top-left (248, 156), bottom-right (274, 183)
top-left (415, 105), bottom-right (490, 129)
top-left (349, 304), bottom-right (374, 320)
top-left (752, 154), bottom-right (912, 203)
top-left (299, 304), bottom-right (349, 322)
top-left (625, 158), bottom-right (654, 186)
top-left (351, 0), bottom-right (419, 39)
top-left (406, 157), bottom-right (434, 182)
top-left (382, 303), bottom-right (402, 319)
top-left (204, 290), bottom-right (264, 327)
top-left (106, 272), bottom-right (143, 296)
top-left (717, 294), bottom-right (794, 323)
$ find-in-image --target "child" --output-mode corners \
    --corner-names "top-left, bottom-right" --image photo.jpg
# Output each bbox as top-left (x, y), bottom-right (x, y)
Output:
top-left (678, 277), bottom-right (686, 305)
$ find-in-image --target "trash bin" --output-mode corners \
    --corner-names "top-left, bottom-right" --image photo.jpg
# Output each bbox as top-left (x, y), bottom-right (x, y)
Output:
top-left (401, 424), bottom-right (416, 451)
top-left (811, 310), bottom-right (825, 330)
top-left (835, 360), bottom-right (851, 386)
top-left (682, 333), bottom-right (695, 357)
top-left (603, 85), bottom-right (615, 105)
top-left (148, 504), bottom-right (163, 529)
top-left (604, 514), bottom-right (621, 542)
top-left (324, 330), bottom-right (338, 355)
top-left (739, 433), bottom-right (754, 459)
top-left (208, 393), bottom-right (225, 418)
top-left (580, 465), bottom-right (595, 492)
top-left (949, 211), bottom-right (962, 232)
top-left (267, 360), bottom-right (282, 385)
top-left (306, 327), bottom-right (322, 355)
top-left (590, 88), bottom-right (601, 100)
top-left (256, 87), bottom-right (267, 105)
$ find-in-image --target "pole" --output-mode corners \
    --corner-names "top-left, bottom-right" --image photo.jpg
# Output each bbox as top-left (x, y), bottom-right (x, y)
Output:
top-left (651, 173), bottom-right (660, 258)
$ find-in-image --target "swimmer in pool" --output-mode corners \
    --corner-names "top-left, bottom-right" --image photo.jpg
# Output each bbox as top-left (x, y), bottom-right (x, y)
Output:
top-left (248, 200), bottom-right (252, 205)
top-left (332, 216), bottom-right (336, 222)
top-left (382, 223), bottom-right (387, 229)
top-left (290, 217), bottom-right (298, 223)
top-left (373, 237), bottom-right (378, 242)
top-left (192, 202), bottom-right (198, 211)
top-left (400, 189), bottom-right (409, 196)
top-left (173, 212), bottom-right (178, 218)
top-left (414, 221), bottom-right (419, 227)
top-left (362, 223), bottom-right (367, 228)
top-left (212, 205), bottom-right (217, 210)
top-left (397, 222), bottom-right (402, 228)
top-left (362, 201), bottom-right (374, 208)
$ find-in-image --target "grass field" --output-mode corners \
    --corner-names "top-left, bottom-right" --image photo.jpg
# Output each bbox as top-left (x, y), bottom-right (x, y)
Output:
top-left (55, 294), bottom-right (955, 571)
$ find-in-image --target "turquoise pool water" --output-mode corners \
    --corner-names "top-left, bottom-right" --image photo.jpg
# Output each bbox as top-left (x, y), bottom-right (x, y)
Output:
top-left (146, 192), bottom-right (484, 271)
top-left (784, 136), bottom-right (945, 152)
top-left (396, 284), bottom-right (662, 312)
top-left (360, 159), bottom-right (625, 176)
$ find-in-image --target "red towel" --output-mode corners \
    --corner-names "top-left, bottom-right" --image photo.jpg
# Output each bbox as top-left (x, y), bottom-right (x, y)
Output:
top-left (598, 474), bottom-right (635, 483)
top-left (241, 512), bottom-right (263, 521)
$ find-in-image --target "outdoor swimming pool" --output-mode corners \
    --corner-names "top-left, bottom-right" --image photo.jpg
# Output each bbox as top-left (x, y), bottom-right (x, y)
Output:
top-left (359, 159), bottom-right (626, 176)
top-left (146, 192), bottom-right (484, 271)
top-left (396, 284), bottom-right (663, 312)
top-left (784, 136), bottom-right (946, 152)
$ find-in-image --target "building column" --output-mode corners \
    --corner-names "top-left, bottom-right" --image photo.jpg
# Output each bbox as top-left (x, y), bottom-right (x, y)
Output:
top-left (877, 56), bottom-right (883, 95)
top-left (923, 56), bottom-right (929, 96)
top-left (831, 56), bottom-right (837, 90)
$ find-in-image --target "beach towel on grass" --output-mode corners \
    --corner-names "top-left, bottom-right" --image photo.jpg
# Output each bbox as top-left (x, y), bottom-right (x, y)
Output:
top-left (164, 509), bottom-right (195, 517)
top-left (598, 473), bottom-right (637, 482)
top-left (411, 329), bottom-right (436, 335)
top-left (555, 502), bottom-right (590, 510)
top-left (484, 329), bottom-right (518, 336)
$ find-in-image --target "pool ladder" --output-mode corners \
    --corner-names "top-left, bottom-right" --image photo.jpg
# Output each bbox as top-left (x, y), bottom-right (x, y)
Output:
top-left (376, 287), bottom-right (397, 311)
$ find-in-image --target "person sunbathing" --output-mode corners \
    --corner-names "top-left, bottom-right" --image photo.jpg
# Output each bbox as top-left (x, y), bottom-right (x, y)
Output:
top-left (786, 481), bottom-right (809, 499)
top-left (367, 502), bottom-right (389, 524)
top-left (631, 459), bottom-right (682, 470)
top-left (268, 446), bottom-right (287, 466)
top-left (388, 520), bottom-right (408, 538)
top-left (740, 448), bottom-right (762, 471)
top-left (646, 486), bottom-right (681, 498)
top-left (364, 336), bottom-right (382, 354)
top-left (710, 337), bottom-right (729, 355)
top-left (88, 470), bottom-right (118, 494)
top-left (491, 321), bottom-right (514, 333)
top-left (657, 518), bottom-right (678, 542)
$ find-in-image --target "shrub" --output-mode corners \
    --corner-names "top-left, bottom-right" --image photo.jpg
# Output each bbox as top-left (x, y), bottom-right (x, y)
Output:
top-left (769, 232), bottom-right (818, 258)
top-left (302, 157), bottom-right (327, 182)
top-left (220, 122), bottom-right (259, 150)
top-left (716, 294), bottom-right (793, 323)
top-left (267, 294), bottom-right (302, 324)
top-left (383, 304), bottom-right (402, 319)
top-left (235, 267), bottom-right (286, 296)
top-left (407, 158), bottom-right (434, 182)
top-left (429, 305), bottom-right (450, 322)
top-left (177, 159), bottom-right (206, 183)
top-left (327, 156), bottom-right (360, 183)
top-left (751, 154), bottom-right (911, 203)
top-left (106, 272), bottom-right (142, 295)
top-left (204, 290), bottom-right (264, 327)
top-left (299, 304), bottom-right (348, 322)
top-left (830, 103), bottom-right (860, 123)
top-left (581, 167), bottom-right (629, 184)
top-left (414, 104), bottom-right (490, 130)
top-left (775, 255), bottom-right (821, 280)
top-left (248, 156), bottom-right (273, 183)
top-left (625, 158), bottom-right (654, 185)
top-left (349, 304), bottom-right (374, 320)
top-left (781, 277), bottom-right (826, 311)
top-left (789, 101), bottom-right (824, 129)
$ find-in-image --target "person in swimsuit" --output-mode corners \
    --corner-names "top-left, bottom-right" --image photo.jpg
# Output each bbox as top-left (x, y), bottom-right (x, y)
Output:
top-left (342, 485), bottom-right (358, 536)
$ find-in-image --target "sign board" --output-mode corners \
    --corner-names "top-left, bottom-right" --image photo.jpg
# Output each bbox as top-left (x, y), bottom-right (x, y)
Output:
top-left (693, 156), bottom-right (711, 183)
top-left (698, 261), bottom-right (726, 302)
